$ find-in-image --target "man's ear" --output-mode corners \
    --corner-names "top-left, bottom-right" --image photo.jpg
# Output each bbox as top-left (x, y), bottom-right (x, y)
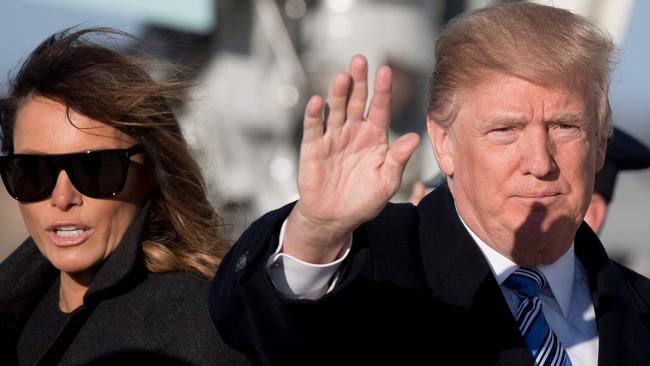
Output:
top-left (595, 131), bottom-right (607, 171)
top-left (427, 116), bottom-right (454, 176)
top-left (584, 193), bottom-right (608, 234)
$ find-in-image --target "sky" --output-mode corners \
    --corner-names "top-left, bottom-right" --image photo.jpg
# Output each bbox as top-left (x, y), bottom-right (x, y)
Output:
top-left (0, 0), bottom-right (141, 94)
top-left (609, 0), bottom-right (650, 144)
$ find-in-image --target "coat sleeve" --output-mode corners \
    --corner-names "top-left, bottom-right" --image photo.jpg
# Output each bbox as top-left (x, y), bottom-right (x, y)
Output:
top-left (208, 203), bottom-right (301, 365)
top-left (208, 202), bottom-right (427, 366)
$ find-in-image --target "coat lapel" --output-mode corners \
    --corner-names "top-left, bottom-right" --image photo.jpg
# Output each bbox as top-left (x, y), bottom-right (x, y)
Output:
top-left (575, 224), bottom-right (650, 365)
top-left (416, 185), bottom-right (534, 365)
top-left (0, 239), bottom-right (57, 364)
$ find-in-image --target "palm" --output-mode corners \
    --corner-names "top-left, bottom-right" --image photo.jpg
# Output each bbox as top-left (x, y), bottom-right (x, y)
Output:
top-left (299, 112), bottom-right (393, 227)
top-left (296, 56), bottom-right (420, 234)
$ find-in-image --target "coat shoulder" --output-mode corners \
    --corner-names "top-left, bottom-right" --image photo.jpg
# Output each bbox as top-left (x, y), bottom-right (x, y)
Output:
top-left (137, 271), bottom-right (215, 325)
top-left (614, 262), bottom-right (650, 310)
top-left (94, 270), bottom-right (249, 365)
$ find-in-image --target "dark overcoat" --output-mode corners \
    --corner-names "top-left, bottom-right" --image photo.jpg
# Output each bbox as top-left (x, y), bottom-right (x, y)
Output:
top-left (210, 184), bottom-right (650, 365)
top-left (0, 203), bottom-right (249, 365)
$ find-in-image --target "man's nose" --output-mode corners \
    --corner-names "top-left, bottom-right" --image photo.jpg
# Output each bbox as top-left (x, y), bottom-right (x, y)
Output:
top-left (519, 128), bottom-right (557, 178)
top-left (49, 170), bottom-right (83, 210)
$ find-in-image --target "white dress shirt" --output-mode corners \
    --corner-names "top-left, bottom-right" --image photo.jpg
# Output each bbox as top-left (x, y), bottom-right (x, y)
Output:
top-left (459, 216), bottom-right (598, 366)
top-left (266, 220), bottom-right (350, 300)
top-left (267, 216), bottom-right (599, 365)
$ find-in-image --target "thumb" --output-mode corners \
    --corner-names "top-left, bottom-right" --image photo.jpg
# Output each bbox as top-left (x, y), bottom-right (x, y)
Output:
top-left (383, 132), bottom-right (420, 180)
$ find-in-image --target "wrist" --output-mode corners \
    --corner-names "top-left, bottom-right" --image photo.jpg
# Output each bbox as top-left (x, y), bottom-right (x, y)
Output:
top-left (282, 205), bottom-right (353, 264)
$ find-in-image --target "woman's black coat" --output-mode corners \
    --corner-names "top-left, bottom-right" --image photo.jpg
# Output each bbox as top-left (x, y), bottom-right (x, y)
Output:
top-left (0, 203), bottom-right (249, 365)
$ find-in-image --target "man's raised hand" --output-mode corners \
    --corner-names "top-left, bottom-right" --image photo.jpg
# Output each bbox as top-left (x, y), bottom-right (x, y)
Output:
top-left (283, 55), bottom-right (420, 263)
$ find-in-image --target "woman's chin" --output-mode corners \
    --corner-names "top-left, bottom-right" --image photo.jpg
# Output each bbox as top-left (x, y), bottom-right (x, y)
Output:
top-left (48, 254), bottom-right (98, 276)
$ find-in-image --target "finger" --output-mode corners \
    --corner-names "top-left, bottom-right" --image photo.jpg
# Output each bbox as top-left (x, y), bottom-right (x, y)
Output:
top-left (408, 182), bottom-right (427, 205)
top-left (382, 132), bottom-right (420, 185)
top-left (366, 65), bottom-right (392, 130)
top-left (346, 55), bottom-right (368, 121)
top-left (325, 72), bottom-right (352, 130)
top-left (303, 95), bottom-right (325, 143)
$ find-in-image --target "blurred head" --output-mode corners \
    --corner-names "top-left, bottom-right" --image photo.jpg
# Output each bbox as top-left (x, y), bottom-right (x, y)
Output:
top-left (426, 3), bottom-right (614, 266)
top-left (1, 28), bottom-right (227, 279)
top-left (585, 127), bottom-right (650, 234)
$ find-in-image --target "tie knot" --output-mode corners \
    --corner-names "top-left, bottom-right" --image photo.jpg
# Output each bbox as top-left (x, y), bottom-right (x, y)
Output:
top-left (504, 267), bottom-right (548, 297)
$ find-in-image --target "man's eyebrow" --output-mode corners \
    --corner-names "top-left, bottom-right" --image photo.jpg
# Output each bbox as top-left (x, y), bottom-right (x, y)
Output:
top-left (483, 112), bottom-right (589, 128)
top-left (484, 116), bottom-right (528, 127)
top-left (546, 111), bottom-right (589, 123)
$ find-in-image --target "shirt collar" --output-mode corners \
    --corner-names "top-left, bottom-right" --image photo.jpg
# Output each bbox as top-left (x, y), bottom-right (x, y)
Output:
top-left (456, 211), bottom-right (575, 317)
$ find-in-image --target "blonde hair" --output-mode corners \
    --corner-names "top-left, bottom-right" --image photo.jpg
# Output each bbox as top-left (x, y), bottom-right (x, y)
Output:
top-left (428, 2), bottom-right (615, 138)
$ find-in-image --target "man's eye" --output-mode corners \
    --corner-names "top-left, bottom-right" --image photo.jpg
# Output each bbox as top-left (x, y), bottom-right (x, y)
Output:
top-left (558, 123), bottom-right (578, 130)
top-left (492, 127), bottom-right (513, 133)
top-left (487, 127), bottom-right (517, 144)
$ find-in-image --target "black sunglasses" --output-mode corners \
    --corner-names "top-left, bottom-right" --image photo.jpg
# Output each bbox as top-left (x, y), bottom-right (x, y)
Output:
top-left (0, 145), bottom-right (144, 202)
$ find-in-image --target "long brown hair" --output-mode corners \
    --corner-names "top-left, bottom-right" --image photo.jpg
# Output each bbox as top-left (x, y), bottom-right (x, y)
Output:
top-left (1, 27), bottom-right (228, 278)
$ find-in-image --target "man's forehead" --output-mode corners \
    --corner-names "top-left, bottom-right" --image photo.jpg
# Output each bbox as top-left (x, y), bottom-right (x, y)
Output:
top-left (482, 111), bottom-right (589, 125)
top-left (457, 73), bottom-right (587, 115)
top-left (463, 69), bottom-right (581, 94)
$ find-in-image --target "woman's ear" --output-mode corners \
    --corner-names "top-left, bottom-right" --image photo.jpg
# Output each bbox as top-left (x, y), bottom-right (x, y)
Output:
top-left (427, 116), bottom-right (454, 177)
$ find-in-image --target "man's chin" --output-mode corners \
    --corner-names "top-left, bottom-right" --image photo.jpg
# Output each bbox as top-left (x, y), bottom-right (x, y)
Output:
top-left (510, 203), bottom-right (577, 234)
top-left (515, 218), bottom-right (573, 239)
top-left (510, 248), bottom-right (564, 267)
top-left (508, 218), bottom-right (576, 265)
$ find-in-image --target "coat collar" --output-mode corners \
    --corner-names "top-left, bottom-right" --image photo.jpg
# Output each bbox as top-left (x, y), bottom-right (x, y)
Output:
top-left (416, 184), bottom-right (498, 305)
top-left (416, 184), bottom-right (533, 365)
top-left (83, 199), bottom-right (151, 304)
top-left (574, 224), bottom-right (650, 365)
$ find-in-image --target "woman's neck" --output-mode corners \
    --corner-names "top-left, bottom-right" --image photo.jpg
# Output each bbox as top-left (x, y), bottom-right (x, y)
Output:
top-left (58, 270), bottom-right (95, 313)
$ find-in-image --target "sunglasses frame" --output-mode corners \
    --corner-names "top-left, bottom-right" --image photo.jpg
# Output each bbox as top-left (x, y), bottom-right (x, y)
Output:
top-left (0, 144), bottom-right (144, 202)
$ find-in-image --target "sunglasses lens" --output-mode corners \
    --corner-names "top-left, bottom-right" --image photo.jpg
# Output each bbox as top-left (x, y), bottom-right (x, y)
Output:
top-left (71, 150), bottom-right (127, 198)
top-left (1, 146), bottom-right (139, 202)
top-left (3, 156), bottom-right (56, 202)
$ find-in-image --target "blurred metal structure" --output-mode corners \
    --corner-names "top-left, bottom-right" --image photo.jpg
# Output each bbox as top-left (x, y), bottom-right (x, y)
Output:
top-left (528, 0), bottom-right (635, 44)
top-left (180, 0), bottom-right (307, 235)
top-left (180, 0), bottom-right (444, 234)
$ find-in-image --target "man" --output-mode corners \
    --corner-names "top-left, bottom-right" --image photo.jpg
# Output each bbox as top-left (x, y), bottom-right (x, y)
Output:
top-left (210, 3), bottom-right (650, 365)
top-left (584, 127), bottom-right (650, 234)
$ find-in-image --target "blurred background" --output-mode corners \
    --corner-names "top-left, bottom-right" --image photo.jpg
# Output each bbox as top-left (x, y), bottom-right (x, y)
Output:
top-left (1, 0), bottom-right (649, 275)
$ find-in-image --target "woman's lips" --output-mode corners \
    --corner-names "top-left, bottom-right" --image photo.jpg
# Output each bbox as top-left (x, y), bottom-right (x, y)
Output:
top-left (46, 224), bottom-right (92, 247)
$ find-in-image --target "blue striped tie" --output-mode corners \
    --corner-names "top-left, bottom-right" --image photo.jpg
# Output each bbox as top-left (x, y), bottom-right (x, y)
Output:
top-left (504, 268), bottom-right (572, 366)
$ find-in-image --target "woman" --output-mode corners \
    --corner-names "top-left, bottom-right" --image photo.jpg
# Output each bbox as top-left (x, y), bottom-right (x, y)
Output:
top-left (0, 28), bottom-right (248, 365)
